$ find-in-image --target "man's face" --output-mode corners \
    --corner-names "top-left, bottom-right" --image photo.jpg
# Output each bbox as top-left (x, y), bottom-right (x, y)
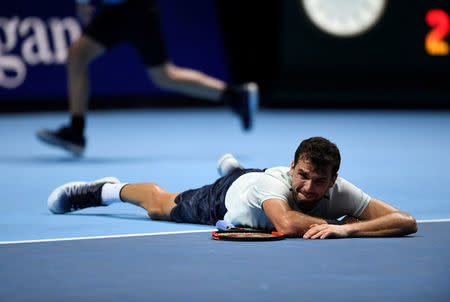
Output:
top-left (290, 159), bottom-right (337, 209)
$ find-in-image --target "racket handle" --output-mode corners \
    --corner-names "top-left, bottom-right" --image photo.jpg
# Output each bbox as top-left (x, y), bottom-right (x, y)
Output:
top-left (216, 220), bottom-right (235, 230)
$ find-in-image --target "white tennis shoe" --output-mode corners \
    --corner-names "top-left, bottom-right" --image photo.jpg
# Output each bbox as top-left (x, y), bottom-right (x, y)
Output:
top-left (47, 177), bottom-right (120, 214)
top-left (216, 154), bottom-right (243, 177)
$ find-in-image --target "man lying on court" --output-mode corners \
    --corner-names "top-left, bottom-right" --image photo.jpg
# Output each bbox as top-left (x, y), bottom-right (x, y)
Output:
top-left (47, 137), bottom-right (418, 239)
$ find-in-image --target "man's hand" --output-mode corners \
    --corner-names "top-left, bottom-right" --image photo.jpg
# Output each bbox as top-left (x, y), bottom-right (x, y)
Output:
top-left (77, 3), bottom-right (95, 26)
top-left (303, 223), bottom-right (352, 239)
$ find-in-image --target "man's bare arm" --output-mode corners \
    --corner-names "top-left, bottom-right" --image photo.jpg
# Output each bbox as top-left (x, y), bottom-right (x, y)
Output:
top-left (303, 198), bottom-right (418, 239)
top-left (262, 198), bottom-right (328, 237)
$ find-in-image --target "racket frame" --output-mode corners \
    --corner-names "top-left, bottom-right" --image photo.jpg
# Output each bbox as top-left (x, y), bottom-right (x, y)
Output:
top-left (211, 229), bottom-right (285, 241)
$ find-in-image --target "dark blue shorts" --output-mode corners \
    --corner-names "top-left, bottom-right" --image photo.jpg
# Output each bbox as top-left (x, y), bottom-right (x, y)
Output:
top-left (170, 168), bottom-right (264, 225)
top-left (85, 0), bottom-right (168, 67)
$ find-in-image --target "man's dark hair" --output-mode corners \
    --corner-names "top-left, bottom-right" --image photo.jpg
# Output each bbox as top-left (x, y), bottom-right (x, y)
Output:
top-left (294, 137), bottom-right (341, 176)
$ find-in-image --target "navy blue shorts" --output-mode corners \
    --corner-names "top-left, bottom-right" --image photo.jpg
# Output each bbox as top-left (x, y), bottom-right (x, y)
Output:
top-left (85, 0), bottom-right (168, 67)
top-left (170, 168), bottom-right (264, 225)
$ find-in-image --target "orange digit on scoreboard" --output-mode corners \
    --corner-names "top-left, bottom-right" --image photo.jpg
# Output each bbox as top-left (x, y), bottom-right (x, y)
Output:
top-left (425, 9), bottom-right (449, 56)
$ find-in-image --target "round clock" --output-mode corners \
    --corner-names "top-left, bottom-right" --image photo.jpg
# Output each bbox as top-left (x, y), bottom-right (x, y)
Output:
top-left (300, 0), bottom-right (387, 37)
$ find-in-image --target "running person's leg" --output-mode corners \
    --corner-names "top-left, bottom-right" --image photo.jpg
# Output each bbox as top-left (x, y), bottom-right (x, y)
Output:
top-left (35, 35), bottom-right (104, 156)
top-left (147, 63), bottom-right (259, 131)
top-left (131, 0), bottom-right (258, 131)
top-left (148, 62), bottom-right (226, 101)
top-left (37, 0), bottom-right (258, 156)
top-left (67, 36), bottom-right (105, 117)
top-left (36, 3), bottom-right (129, 155)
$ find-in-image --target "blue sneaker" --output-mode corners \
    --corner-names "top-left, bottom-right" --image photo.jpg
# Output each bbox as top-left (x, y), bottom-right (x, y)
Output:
top-left (217, 153), bottom-right (243, 177)
top-left (36, 126), bottom-right (85, 156)
top-left (230, 82), bottom-right (259, 131)
top-left (47, 177), bottom-right (119, 214)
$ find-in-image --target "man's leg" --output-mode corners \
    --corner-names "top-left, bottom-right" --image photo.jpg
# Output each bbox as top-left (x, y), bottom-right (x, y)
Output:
top-left (148, 62), bottom-right (259, 131)
top-left (67, 35), bottom-right (105, 117)
top-left (129, 0), bottom-right (259, 130)
top-left (47, 177), bottom-right (179, 221)
top-left (120, 183), bottom-right (179, 220)
top-left (148, 62), bottom-right (226, 101)
top-left (36, 35), bottom-right (105, 156)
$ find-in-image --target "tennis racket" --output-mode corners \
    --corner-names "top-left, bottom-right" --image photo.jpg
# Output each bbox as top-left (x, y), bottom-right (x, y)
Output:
top-left (212, 228), bottom-right (285, 241)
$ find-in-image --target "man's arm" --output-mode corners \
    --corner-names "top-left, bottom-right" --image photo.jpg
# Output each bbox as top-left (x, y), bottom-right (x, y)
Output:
top-left (303, 198), bottom-right (418, 239)
top-left (262, 198), bottom-right (328, 237)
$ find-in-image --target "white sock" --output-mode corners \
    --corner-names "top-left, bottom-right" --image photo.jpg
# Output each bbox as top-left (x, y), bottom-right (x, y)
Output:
top-left (101, 183), bottom-right (127, 205)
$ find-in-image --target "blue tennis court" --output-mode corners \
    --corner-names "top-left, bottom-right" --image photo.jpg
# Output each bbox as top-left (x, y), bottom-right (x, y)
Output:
top-left (1, 109), bottom-right (449, 301)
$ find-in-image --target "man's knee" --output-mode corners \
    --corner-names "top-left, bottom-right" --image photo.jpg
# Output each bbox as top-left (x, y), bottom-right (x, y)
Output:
top-left (67, 36), bottom-right (103, 70)
top-left (141, 183), bottom-right (173, 221)
top-left (147, 207), bottom-right (166, 220)
top-left (148, 62), bottom-right (179, 87)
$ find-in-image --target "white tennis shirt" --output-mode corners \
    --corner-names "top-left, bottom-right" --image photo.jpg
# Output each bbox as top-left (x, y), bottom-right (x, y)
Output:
top-left (223, 167), bottom-right (371, 230)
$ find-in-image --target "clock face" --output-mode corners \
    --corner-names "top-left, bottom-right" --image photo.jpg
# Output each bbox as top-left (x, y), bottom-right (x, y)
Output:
top-left (300, 0), bottom-right (387, 37)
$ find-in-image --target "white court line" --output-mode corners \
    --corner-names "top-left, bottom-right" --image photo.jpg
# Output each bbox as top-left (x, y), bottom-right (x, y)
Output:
top-left (0, 229), bottom-right (215, 245)
top-left (1, 218), bottom-right (449, 246)
top-left (416, 218), bottom-right (450, 223)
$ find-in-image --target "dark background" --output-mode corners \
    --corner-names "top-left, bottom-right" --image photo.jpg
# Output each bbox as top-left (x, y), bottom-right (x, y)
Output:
top-left (218, 0), bottom-right (450, 108)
